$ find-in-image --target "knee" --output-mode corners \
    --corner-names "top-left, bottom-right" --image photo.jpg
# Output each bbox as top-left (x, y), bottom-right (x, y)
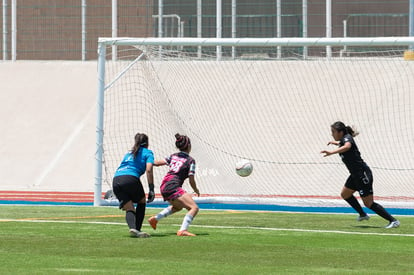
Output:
top-left (123, 205), bottom-right (135, 212)
top-left (186, 204), bottom-right (199, 215)
top-left (340, 191), bottom-right (348, 199)
top-left (362, 195), bottom-right (374, 208)
top-left (340, 188), bottom-right (354, 200)
top-left (122, 201), bottom-right (135, 211)
top-left (192, 205), bottom-right (199, 216)
top-left (364, 200), bottom-right (373, 208)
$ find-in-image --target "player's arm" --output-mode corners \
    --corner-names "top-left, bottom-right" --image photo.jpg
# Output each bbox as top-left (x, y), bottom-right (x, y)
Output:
top-left (154, 159), bottom-right (167, 166)
top-left (327, 141), bottom-right (340, 146)
top-left (146, 162), bottom-right (155, 202)
top-left (189, 175), bottom-right (200, 197)
top-left (321, 141), bottom-right (351, 157)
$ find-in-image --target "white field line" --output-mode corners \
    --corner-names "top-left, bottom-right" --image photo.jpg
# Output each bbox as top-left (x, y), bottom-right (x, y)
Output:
top-left (32, 104), bottom-right (95, 188)
top-left (1, 218), bottom-right (413, 237)
top-left (188, 224), bottom-right (414, 237)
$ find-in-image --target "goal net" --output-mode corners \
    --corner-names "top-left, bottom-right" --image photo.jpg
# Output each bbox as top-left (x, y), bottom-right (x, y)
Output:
top-left (95, 37), bottom-right (414, 212)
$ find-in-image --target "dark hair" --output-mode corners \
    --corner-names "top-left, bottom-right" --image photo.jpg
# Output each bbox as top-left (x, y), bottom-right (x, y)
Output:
top-left (131, 133), bottom-right (149, 158)
top-left (175, 133), bottom-right (191, 151)
top-left (331, 121), bottom-right (359, 137)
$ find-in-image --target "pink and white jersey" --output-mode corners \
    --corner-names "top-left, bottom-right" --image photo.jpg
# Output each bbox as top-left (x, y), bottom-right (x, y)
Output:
top-left (163, 151), bottom-right (196, 186)
top-left (159, 152), bottom-right (196, 201)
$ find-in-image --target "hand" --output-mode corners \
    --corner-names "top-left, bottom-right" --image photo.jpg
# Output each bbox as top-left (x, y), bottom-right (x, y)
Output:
top-left (193, 189), bottom-right (200, 197)
top-left (320, 150), bottom-right (332, 157)
top-left (147, 190), bottom-right (155, 203)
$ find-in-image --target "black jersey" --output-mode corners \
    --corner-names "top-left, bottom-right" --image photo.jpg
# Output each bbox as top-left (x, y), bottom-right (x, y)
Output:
top-left (338, 134), bottom-right (368, 178)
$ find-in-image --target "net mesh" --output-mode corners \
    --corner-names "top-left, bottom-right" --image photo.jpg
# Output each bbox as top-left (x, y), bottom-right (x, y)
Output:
top-left (101, 44), bottom-right (414, 208)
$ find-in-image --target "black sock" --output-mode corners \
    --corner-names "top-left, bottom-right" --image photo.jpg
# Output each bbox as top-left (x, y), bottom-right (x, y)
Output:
top-left (345, 196), bottom-right (366, 216)
top-left (135, 203), bottom-right (146, 231)
top-left (126, 210), bottom-right (136, 229)
top-left (369, 202), bottom-right (395, 222)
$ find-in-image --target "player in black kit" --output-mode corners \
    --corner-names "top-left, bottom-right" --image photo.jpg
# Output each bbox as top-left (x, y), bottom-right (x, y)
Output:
top-left (321, 121), bottom-right (400, 228)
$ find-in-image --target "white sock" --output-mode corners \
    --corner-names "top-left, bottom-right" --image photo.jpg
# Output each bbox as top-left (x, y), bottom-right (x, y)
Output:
top-left (179, 214), bottom-right (194, 231)
top-left (155, 207), bottom-right (172, 221)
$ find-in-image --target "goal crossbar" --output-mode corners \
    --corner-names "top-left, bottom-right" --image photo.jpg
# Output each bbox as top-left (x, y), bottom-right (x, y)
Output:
top-left (98, 37), bottom-right (414, 47)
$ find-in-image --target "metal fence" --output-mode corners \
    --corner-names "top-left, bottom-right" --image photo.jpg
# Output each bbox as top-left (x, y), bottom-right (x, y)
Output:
top-left (0, 0), bottom-right (412, 60)
top-left (344, 13), bottom-right (409, 37)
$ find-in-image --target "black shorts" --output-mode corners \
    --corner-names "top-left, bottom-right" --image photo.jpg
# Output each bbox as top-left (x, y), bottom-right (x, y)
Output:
top-left (112, 175), bottom-right (145, 209)
top-left (344, 167), bottom-right (373, 197)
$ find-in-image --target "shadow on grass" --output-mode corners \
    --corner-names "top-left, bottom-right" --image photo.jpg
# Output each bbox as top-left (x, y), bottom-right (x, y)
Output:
top-left (148, 232), bottom-right (210, 237)
top-left (351, 225), bottom-right (383, 229)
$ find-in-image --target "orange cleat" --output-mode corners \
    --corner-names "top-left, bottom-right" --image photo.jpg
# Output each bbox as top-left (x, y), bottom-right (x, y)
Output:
top-left (177, 230), bottom-right (196, 237)
top-left (148, 216), bottom-right (158, 230)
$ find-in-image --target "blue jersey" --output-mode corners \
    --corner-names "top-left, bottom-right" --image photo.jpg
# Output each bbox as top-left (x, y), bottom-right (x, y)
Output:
top-left (114, 147), bottom-right (154, 178)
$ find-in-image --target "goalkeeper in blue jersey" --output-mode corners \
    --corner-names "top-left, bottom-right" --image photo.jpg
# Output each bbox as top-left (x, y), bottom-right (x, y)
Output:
top-left (321, 121), bottom-right (400, 229)
top-left (112, 133), bottom-right (155, 238)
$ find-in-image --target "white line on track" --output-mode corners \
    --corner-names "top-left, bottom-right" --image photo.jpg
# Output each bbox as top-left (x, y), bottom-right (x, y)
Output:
top-left (1, 218), bottom-right (413, 237)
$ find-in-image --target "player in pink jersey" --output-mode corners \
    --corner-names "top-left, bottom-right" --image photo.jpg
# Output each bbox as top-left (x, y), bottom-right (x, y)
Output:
top-left (148, 133), bottom-right (200, 236)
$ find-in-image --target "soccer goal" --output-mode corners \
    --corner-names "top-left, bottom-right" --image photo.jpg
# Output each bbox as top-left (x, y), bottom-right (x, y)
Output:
top-left (95, 37), bottom-right (414, 212)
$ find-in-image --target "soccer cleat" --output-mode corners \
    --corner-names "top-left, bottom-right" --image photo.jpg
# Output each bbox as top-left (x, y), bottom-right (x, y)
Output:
top-left (129, 228), bottom-right (139, 237)
top-left (177, 230), bottom-right (196, 237)
top-left (384, 220), bottom-right (400, 229)
top-left (129, 228), bottom-right (151, 238)
top-left (148, 216), bottom-right (158, 230)
top-left (357, 214), bottom-right (370, 222)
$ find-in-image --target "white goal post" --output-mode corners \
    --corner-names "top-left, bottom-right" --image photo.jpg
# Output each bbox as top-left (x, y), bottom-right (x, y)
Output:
top-left (95, 37), bottom-right (414, 213)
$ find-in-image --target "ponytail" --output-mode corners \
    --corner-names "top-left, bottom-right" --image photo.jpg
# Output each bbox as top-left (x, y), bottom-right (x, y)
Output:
top-left (345, 126), bottom-right (359, 137)
top-left (131, 133), bottom-right (149, 158)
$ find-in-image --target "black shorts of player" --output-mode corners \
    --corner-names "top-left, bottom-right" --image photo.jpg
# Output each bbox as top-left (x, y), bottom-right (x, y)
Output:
top-left (344, 167), bottom-right (373, 197)
top-left (112, 175), bottom-right (145, 209)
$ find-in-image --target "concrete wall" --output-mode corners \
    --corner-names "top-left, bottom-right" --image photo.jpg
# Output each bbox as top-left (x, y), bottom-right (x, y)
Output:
top-left (0, 61), bottom-right (97, 191)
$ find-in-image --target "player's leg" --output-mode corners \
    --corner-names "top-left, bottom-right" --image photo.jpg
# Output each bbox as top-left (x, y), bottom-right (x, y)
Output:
top-left (117, 176), bottom-right (150, 238)
top-left (121, 200), bottom-right (136, 229)
top-left (174, 193), bottom-right (199, 236)
top-left (135, 197), bottom-right (146, 231)
top-left (121, 200), bottom-right (150, 238)
top-left (148, 204), bottom-right (184, 230)
top-left (114, 198), bottom-right (149, 237)
top-left (148, 206), bottom-right (170, 230)
top-left (148, 187), bottom-right (184, 230)
top-left (133, 180), bottom-right (147, 230)
top-left (131, 181), bottom-right (151, 237)
top-left (113, 177), bottom-right (139, 231)
top-left (359, 169), bottom-right (399, 228)
top-left (361, 196), bottom-right (399, 228)
top-left (341, 177), bottom-right (368, 220)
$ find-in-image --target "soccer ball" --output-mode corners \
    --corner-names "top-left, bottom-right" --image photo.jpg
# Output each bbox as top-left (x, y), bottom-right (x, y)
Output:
top-left (235, 159), bottom-right (253, 177)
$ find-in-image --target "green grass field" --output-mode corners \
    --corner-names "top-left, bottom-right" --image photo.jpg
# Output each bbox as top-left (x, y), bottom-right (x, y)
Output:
top-left (0, 205), bottom-right (413, 274)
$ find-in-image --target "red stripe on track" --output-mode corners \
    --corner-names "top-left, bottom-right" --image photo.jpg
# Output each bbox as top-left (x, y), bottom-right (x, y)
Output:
top-left (0, 191), bottom-right (97, 203)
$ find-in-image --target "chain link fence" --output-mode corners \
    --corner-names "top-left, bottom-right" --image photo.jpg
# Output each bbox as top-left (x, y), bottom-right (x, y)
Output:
top-left (0, 0), bottom-right (410, 60)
